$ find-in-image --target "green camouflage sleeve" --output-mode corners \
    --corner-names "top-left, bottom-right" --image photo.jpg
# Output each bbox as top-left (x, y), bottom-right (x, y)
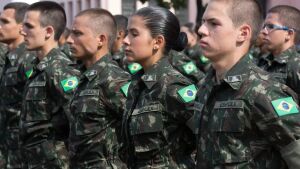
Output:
top-left (252, 83), bottom-right (300, 149)
top-left (102, 69), bottom-right (131, 117)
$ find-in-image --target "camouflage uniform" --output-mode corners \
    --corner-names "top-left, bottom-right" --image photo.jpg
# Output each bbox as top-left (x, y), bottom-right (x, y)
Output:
top-left (20, 48), bottom-right (80, 169)
top-left (121, 57), bottom-right (196, 169)
top-left (0, 43), bottom-right (35, 169)
top-left (184, 44), bottom-right (210, 73)
top-left (195, 54), bottom-right (300, 168)
top-left (69, 54), bottom-right (129, 169)
top-left (169, 50), bottom-right (205, 84)
top-left (257, 46), bottom-right (300, 98)
top-left (0, 43), bottom-right (8, 80)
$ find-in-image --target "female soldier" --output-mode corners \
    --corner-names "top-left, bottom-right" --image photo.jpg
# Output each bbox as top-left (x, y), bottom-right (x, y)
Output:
top-left (121, 7), bottom-right (196, 169)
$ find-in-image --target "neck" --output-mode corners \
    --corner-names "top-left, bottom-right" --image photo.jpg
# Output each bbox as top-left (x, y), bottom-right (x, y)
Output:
top-left (212, 47), bottom-right (248, 79)
top-left (140, 51), bottom-right (163, 72)
top-left (272, 42), bottom-right (294, 56)
top-left (8, 36), bottom-right (24, 51)
top-left (84, 49), bottom-right (109, 68)
top-left (37, 40), bottom-right (58, 61)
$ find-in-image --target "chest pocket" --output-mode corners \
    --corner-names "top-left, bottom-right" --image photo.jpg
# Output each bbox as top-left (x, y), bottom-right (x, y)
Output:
top-left (25, 81), bottom-right (48, 121)
top-left (73, 89), bottom-right (105, 136)
top-left (3, 67), bottom-right (19, 86)
top-left (129, 103), bottom-right (164, 135)
top-left (210, 100), bottom-right (251, 166)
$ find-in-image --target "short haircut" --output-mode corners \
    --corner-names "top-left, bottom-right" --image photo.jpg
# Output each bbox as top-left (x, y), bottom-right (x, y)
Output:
top-left (211, 0), bottom-right (263, 45)
top-left (27, 1), bottom-right (66, 41)
top-left (268, 5), bottom-right (300, 44)
top-left (114, 15), bottom-right (128, 35)
top-left (76, 8), bottom-right (117, 50)
top-left (4, 2), bottom-right (29, 23)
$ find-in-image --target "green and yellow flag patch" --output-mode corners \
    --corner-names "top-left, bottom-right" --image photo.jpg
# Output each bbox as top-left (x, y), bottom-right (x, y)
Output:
top-left (178, 84), bottom-right (197, 103)
top-left (128, 63), bottom-right (142, 75)
top-left (25, 69), bottom-right (33, 79)
top-left (121, 81), bottom-right (131, 97)
top-left (60, 76), bottom-right (78, 92)
top-left (200, 55), bottom-right (209, 63)
top-left (183, 61), bottom-right (197, 74)
top-left (271, 97), bottom-right (299, 116)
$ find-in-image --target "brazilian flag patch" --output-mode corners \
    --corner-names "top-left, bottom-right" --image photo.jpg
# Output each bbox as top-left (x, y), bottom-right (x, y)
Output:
top-left (60, 76), bottom-right (78, 92)
top-left (25, 69), bottom-right (33, 79)
top-left (121, 81), bottom-right (131, 97)
top-left (177, 84), bottom-right (197, 103)
top-left (271, 97), bottom-right (299, 116)
top-left (200, 55), bottom-right (209, 63)
top-left (183, 61), bottom-right (197, 74)
top-left (128, 63), bottom-right (142, 75)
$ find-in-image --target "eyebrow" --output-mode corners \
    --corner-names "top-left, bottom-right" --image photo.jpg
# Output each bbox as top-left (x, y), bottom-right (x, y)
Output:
top-left (202, 18), bottom-right (219, 22)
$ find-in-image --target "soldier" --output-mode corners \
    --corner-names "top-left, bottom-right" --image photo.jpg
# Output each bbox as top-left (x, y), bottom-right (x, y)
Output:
top-left (0, 3), bottom-right (36, 169)
top-left (195, 0), bottom-right (300, 168)
top-left (112, 15), bottom-right (143, 76)
top-left (181, 22), bottom-right (210, 73)
top-left (258, 5), bottom-right (300, 98)
top-left (67, 8), bottom-right (130, 169)
top-left (20, 1), bottom-right (80, 168)
top-left (121, 7), bottom-right (196, 169)
top-left (59, 28), bottom-right (72, 59)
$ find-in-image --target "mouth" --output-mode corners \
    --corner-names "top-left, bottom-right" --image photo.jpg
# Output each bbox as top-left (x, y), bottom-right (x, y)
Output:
top-left (125, 49), bottom-right (132, 56)
top-left (199, 40), bottom-right (209, 48)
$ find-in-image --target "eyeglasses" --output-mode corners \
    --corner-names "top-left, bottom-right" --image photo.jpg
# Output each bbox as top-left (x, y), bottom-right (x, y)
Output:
top-left (262, 23), bottom-right (291, 32)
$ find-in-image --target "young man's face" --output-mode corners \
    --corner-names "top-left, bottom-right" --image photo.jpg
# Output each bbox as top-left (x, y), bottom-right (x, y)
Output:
top-left (0, 8), bottom-right (23, 44)
top-left (197, 1), bottom-right (239, 62)
top-left (67, 15), bottom-right (100, 61)
top-left (261, 13), bottom-right (293, 54)
top-left (21, 10), bottom-right (47, 50)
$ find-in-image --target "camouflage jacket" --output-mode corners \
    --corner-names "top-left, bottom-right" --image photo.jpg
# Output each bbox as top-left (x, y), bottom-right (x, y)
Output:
top-left (0, 43), bottom-right (8, 80)
top-left (122, 57), bottom-right (196, 169)
top-left (257, 46), bottom-right (300, 99)
top-left (20, 48), bottom-right (80, 169)
top-left (184, 44), bottom-right (210, 73)
top-left (69, 54), bottom-right (130, 169)
top-left (195, 54), bottom-right (300, 169)
top-left (169, 50), bottom-right (205, 84)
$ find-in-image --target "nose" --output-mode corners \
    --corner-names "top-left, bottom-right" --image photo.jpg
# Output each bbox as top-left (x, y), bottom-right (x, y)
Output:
top-left (122, 35), bottom-right (129, 46)
top-left (198, 23), bottom-right (208, 38)
top-left (20, 25), bottom-right (26, 36)
top-left (261, 26), bottom-right (268, 35)
top-left (66, 35), bottom-right (74, 44)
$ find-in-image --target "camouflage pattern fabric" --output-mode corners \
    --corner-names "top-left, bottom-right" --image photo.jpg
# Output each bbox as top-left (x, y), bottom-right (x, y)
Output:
top-left (69, 54), bottom-right (129, 169)
top-left (184, 43), bottom-right (210, 73)
top-left (195, 54), bottom-right (300, 168)
top-left (20, 48), bottom-right (80, 169)
top-left (0, 43), bottom-right (35, 169)
top-left (0, 43), bottom-right (8, 80)
top-left (257, 46), bottom-right (300, 99)
top-left (121, 57), bottom-right (196, 169)
top-left (169, 50), bottom-right (205, 84)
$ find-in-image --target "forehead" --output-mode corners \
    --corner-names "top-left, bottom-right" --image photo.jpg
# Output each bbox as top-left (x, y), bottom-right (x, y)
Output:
top-left (203, 1), bottom-right (231, 21)
top-left (265, 13), bottom-right (281, 23)
top-left (128, 15), bottom-right (147, 29)
top-left (73, 15), bottom-right (90, 26)
top-left (24, 10), bottom-right (40, 22)
top-left (1, 8), bottom-right (16, 20)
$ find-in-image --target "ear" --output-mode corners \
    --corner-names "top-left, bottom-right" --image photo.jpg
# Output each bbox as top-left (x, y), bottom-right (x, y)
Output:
top-left (45, 26), bottom-right (54, 39)
top-left (97, 34), bottom-right (107, 48)
top-left (153, 35), bottom-right (165, 50)
top-left (237, 24), bottom-right (251, 43)
top-left (285, 29), bottom-right (295, 42)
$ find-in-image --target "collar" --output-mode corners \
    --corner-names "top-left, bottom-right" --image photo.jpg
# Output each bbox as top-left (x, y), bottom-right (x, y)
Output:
top-left (206, 53), bottom-right (253, 90)
top-left (141, 57), bottom-right (171, 89)
top-left (82, 53), bottom-right (112, 81)
top-left (270, 46), bottom-right (297, 64)
top-left (36, 48), bottom-right (62, 71)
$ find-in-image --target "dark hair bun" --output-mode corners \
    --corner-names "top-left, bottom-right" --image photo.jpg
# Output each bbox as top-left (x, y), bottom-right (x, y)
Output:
top-left (172, 32), bottom-right (188, 51)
